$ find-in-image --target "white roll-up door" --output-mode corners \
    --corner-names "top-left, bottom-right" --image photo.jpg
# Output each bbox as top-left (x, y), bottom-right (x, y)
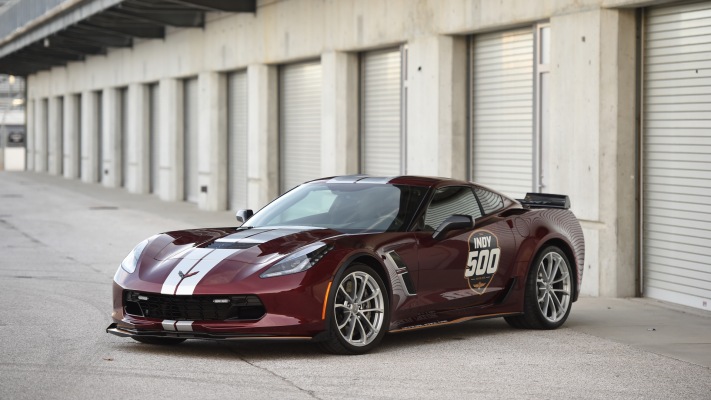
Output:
top-left (183, 78), bottom-right (199, 203)
top-left (227, 71), bottom-right (248, 210)
top-left (149, 83), bottom-right (159, 194)
top-left (471, 28), bottom-right (534, 199)
top-left (120, 88), bottom-right (128, 188)
top-left (361, 47), bottom-right (403, 176)
top-left (279, 61), bottom-right (322, 193)
top-left (642, 1), bottom-right (711, 310)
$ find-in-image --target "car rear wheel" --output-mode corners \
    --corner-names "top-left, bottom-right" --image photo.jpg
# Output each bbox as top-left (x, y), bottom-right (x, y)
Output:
top-left (319, 264), bottom-right (389, 355)
top-left (131, 337), bottom-right (186, 345)
top-left (505, 245), bottom-right (573, 330)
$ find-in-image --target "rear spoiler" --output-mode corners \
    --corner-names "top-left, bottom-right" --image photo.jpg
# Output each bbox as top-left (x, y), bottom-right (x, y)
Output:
top-left (517, 193), bottom-right (570, 209)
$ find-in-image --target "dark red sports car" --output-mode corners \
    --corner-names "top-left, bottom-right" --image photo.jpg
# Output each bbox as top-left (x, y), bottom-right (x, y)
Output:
top-left (107, 175), bottom-right (585, 354)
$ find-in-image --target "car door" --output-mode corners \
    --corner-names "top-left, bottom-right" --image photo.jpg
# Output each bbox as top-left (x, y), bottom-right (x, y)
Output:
top-left (414, 185), bottom-right (517, 312)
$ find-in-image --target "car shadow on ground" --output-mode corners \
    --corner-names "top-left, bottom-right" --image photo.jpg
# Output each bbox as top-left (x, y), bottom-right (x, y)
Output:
top-left (108, 317), bottom-right (517, 360)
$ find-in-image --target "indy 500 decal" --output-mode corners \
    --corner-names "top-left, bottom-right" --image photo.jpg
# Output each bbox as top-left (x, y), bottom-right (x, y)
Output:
top-left (465, 231), bottom-right (501, 295)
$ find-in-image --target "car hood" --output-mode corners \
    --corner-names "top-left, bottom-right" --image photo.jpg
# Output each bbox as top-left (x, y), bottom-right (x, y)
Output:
top-left (135, 226), bottom-right (343, 291)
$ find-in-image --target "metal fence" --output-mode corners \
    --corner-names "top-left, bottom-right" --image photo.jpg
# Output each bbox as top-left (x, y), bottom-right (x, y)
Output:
top-left (0, 0), bottom-right (67, 40)
top-left (0, 74), bottom-right (24, 112)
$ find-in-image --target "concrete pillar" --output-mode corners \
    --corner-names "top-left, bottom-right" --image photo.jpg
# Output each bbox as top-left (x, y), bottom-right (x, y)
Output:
top-left (158, 78), bottom-right (184, 202)
top-left (321, 51), bottom-right (359, 176)
top-left (197, 71), bottom-right (228, 211)
top-left (101, 87), bottom-right (121, 188)
top-left (549, 11), bottom-right (601, 296)
top-left (247, 64), bottom-right (278, 210)
top-left (437, 36), bottom-right (468, 180)
top-left (405, 39), bottom-right (434, 176)
top-left (598, 8), bottom-right (637, 297)
top-left (26, 99), bottom-right (34, 171)
top-left (405, 35), bottom-right (467, 179)
top-left (63, 94), bottom-right (80, 179)
top-left (127, 83), bottom-right (150, 194)
top-left (34, 98), bottom-right (48, 172)
top-left (80, 91), bottom-right (100, 183)
top-left (47, 97), bottom-right (63, 175)
top-left (549, 9), bottom-right (636, 297)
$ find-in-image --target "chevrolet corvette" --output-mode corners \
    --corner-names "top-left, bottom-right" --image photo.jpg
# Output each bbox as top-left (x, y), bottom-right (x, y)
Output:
top-left (107, 175), bottom-right (585, 354)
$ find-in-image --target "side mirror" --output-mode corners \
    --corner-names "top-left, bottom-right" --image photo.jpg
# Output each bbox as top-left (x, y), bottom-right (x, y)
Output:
top-left (235, 209), bottom-right (253, 224)
top-left (432, 215), bottom-right (473, 240)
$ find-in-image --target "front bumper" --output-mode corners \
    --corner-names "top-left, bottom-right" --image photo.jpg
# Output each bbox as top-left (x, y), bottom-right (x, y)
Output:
top-left (110, 249), bottom-right (340, 341)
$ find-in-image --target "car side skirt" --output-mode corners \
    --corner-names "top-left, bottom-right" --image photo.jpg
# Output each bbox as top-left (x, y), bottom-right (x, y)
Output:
top-left (388, 312), bottom-right (521, 333)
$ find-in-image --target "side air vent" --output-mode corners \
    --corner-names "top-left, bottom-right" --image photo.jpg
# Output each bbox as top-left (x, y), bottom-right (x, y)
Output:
top-left (383, 251), bottom-right (417, 296)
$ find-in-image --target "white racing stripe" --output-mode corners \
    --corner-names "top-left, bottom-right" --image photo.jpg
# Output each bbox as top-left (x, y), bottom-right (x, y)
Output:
top-left (175, 321), bottom-right (194, 332)
top-left (161, 248), bottom-right (240, 296)
top-left (162, 320), bottom-right (177, 331)
top-left (157, 248), bottom-right (239, 333)
top-left (161, 320), bottom-right (193, 331)
top-left (160, 248), bottom-right (213, 295)
top-left (174, 249), bottom-right (240, 295)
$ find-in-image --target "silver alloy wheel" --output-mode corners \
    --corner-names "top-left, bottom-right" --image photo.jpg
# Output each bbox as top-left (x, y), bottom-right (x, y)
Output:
top-left (333, 270), bottom-right (385, 347)
top-left (535, 251), bottom-right (571, 323)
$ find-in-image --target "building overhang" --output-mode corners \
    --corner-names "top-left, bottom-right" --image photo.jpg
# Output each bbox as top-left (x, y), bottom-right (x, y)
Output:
top-left (0, 0), bottom-right (256, 76)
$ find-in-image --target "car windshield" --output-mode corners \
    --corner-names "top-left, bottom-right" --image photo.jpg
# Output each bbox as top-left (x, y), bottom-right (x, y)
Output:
top-left (245, 182), bottom-right (427, 233)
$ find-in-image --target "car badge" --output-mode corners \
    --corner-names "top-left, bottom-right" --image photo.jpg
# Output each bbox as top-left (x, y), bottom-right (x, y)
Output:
top-left (465, 231), bottom-right (501, 295)
top-left (178, 270), bottom-right (199, 279)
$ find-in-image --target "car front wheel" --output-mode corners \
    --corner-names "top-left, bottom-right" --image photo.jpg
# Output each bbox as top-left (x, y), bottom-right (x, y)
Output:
top-left (505, 245), bottom-right (573, 330)
top-left (319, 264), bottom-right (389, 355)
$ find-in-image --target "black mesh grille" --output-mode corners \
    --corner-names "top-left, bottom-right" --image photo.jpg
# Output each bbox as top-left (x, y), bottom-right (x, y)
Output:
top-left (206, 241), bottom-right (260, 249)
top-left (124, 291), bottom-right (265, 321)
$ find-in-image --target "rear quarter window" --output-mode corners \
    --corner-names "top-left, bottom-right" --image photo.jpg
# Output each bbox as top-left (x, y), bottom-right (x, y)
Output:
top-left (423, 186), bottom-right (482, 230)
top-left (475, 187), bottom-right (504, 215)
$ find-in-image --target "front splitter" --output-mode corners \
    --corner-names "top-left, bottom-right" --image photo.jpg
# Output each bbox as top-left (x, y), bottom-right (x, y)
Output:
top-left (106, 323), bottom-right (313, 341)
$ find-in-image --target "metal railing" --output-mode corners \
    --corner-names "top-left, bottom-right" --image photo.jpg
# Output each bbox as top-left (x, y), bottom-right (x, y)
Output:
top-left (0, 0), bottom-right (67, 40)
top-left (0, 74), bottom-right (24, 112)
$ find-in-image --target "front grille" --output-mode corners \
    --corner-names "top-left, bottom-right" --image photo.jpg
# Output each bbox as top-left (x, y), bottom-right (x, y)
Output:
top-left (124, 291), bottom-right (265, 321)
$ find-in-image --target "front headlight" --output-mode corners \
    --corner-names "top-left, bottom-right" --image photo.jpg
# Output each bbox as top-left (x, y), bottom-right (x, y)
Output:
top-left (119, 239), bottom-right (150, 274)
top-left (260, 242), bottom-right (332, 278)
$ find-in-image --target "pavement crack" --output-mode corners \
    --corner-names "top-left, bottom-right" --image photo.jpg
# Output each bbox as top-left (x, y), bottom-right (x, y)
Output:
top-left (0, 218), bottom-right (46, 247)
top-left (228, 348), bottom-right (321, 399)
top-left (0, 218), bottom-right (106, 276)
top-left (64, 255), bottom-right (106, 275)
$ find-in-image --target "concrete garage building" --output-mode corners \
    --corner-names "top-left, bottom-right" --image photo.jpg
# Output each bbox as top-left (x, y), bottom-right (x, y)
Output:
top-left (0, 0), bottom-right (709, 310)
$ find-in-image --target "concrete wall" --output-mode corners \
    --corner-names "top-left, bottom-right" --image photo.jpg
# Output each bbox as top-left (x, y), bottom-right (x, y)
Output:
top-left (21, 0), bottom-right (676, 297)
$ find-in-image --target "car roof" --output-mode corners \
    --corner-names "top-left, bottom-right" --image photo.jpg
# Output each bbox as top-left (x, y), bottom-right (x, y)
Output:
top-left (310, 175), bottom-right (472, 188)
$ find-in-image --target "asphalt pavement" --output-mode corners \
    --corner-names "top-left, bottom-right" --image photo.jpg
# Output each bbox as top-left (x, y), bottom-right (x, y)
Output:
top-left (0, 171), bottom-right (709, 399)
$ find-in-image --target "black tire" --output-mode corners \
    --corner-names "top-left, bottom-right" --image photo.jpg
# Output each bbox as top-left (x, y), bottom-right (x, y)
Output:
top-left (505, 245), bottom-right (573, 330)
top-left (318, 263), bottom-right (390, 355)
top-left (503, 315), bottom-right (526, 329)
top-left (132, 336), bottom-right (187, 345)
